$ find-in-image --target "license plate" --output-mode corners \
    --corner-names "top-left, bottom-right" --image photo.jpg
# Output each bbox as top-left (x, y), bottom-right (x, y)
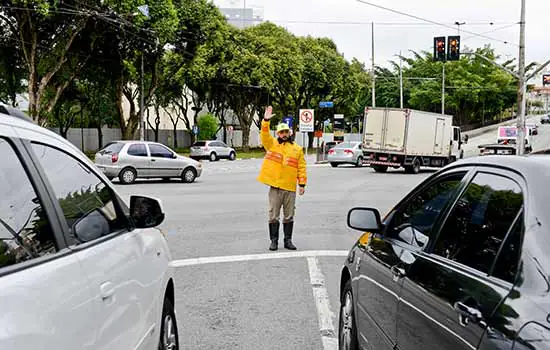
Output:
top-left (379, 157), bottom-right (387, 161)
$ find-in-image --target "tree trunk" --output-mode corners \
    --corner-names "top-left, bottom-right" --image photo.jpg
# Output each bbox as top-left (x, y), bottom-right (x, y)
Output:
top-left (97, 125), bottom-right (103, 150)
top-left (173, 126), bottom-right (178, 149)
top-left (241, 122), bottom-right (251, 152)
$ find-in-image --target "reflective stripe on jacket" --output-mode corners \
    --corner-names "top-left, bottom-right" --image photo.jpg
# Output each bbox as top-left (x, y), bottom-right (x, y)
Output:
top-left (257, 119), bottom-right (307, 192)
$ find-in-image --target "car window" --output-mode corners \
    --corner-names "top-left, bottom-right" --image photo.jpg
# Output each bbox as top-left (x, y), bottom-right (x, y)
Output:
top-left (127, 143), bottom-right (148, 157)
top-left (193, 142), bottom-right (206, 147)
top-left (388, 172), bottom-right (467, 248)
top-left (99, 142), bottom-right (124, 155)
top-left (0, 138), bottom-right (57, 269)
top-left (491, 215), bottom-right (523, 283)
top-left (31, 143), bottom-right (129, 245)
top-left (335, 142), bottom-right (355, 149)
top-left (149, 144), bottom-right (174, 158)
top-left (432, 172), bottom-right (523, 274)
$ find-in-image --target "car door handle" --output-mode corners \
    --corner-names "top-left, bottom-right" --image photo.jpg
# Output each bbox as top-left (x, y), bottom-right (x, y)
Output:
top-left (391, 265), bottom-right (405, 279)
top-left (100, 282), bottom-right (115, 301)
top-left (454, 301), bottom-right (483, 326)
top-left (151, 159), bottom-right (156, 162)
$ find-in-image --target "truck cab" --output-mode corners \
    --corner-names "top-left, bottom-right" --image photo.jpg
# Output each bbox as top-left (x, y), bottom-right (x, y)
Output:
top-left (452, 126), bottom-right (465, 159)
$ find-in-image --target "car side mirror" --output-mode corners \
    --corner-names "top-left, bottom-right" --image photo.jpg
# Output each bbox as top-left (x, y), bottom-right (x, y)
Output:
top-left (130, 196), bottom-right (165, 229)
top-left (347, 207), bottom-right (382, 232)
top-left (72, 209), bottom-right (110, 242)
top-left (172, 153), bottom-right (178, 159)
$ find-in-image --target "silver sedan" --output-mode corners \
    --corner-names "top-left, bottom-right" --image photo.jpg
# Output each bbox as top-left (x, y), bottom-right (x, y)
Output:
top-left (327, 142), bottom-right (364, 167)
top-left (94, 141), bottom-right (202, 184)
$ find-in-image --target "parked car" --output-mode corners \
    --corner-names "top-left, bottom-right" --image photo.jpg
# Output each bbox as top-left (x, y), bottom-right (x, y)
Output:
top-left (327, 141), bottom-right (363, 167)
top-left (526, 123), bottom-right (538, 135)
top-left (339, 155), bottom-right (550, 350)
top-left (0, 109), bottom-right (179, 350)
top-left (190, 140), bottom-right (236, 161)
top-left (540, 115), bottom-right (550, 124)
top-left (94, 141), bottom-right (202, 184)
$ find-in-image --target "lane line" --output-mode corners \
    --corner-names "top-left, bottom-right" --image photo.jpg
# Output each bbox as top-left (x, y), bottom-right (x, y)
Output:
top-left (307, 257), bottom-right (338, 350)
top-left (170, 250), bottom-right (349, 267)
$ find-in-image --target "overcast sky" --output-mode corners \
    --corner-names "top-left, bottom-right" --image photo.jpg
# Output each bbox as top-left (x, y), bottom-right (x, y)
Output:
top-left (216, 0), bottom-right (549, 81)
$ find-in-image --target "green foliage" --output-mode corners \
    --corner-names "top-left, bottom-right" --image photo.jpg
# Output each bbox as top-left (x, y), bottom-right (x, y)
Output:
top-left (197, 113), bottom-right (218, 140)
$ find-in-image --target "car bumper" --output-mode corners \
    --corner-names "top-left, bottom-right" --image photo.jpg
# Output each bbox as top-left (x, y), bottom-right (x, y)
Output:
top-left (327, 154), bottom-right (356, 163)
top-left (95, 164), bottom-right (122, 178)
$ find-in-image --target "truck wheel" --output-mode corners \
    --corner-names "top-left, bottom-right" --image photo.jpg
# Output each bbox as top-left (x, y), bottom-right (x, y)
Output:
top-left (331, 163), bottom-right (339, 168)
top-left (411, 158), bottom-right (421, 174)
top-left (373, 165), bottom-right (388, 173)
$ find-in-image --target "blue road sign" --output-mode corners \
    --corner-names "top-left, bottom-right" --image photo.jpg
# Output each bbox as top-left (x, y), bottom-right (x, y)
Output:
top-left (283, 116), bottom-right (293, 128)
top-left (319, 101), bottom-right (334, 108)
top-left (192, 125), bottom-right (199, 135)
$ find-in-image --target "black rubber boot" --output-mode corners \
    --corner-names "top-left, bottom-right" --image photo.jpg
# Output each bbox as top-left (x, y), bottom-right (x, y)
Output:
top-left (283, 222), bottom-right (297, 250)
top-left (269, 222), bottom-right (280, 251)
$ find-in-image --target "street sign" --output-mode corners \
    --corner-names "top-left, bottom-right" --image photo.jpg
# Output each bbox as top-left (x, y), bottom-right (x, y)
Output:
top-left (283, 116), bottom-right (293, 128)
top-left (319, 101), bottom-right (334, 108)
top-left (299, 109), bottom-right (314, 132)
top-left (192, 125), bottom-right (199, 135)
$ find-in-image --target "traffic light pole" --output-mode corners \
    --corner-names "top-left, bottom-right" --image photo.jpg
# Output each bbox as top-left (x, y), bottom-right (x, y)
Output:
top-left (516, 0), bottom-right (526, 155)
top-left (442, 63), bottom-right (446, 115)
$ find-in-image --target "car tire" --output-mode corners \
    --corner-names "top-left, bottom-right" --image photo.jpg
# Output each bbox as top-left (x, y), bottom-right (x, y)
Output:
top-left (338, 280), bottom-right (359, 350)
top-left (372, 165), bottom-right (388, 173)
top-left (119, 167), bottom-right (137, 184)
top-left (331, 162), bottom-right (339, 168)
top-left (209, 152), bottom-right (217, 162)
top-left (182, 167), bottom-right (197, 183)
top-left (158, 296), bottom-right (179, 350)
top-left (229, 152), bottom-right (236, 161)
top-left (355, 157), bottom-right (363, 167)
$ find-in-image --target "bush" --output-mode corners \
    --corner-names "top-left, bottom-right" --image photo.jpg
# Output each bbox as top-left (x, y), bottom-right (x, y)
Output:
top-left (198, 113), bottom-right (218, 141)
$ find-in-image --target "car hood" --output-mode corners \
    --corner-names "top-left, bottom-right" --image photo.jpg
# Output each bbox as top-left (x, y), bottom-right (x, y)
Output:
top-left (178, 155), bottom-right (200, 166)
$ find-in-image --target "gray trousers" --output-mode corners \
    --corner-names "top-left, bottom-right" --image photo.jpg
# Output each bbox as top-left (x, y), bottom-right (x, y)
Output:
top-left (268, 187), bottom-right (296, 224)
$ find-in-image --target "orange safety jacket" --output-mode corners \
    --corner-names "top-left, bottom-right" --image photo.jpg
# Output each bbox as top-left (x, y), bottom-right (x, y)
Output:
top-left (257, 119), bottom-right (307, 192)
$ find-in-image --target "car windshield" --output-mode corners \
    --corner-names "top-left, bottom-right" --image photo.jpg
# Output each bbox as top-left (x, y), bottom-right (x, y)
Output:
top-left (99, 142), bottom-right (124, 154)
top-left (334, 142), bottom-right (358, 149)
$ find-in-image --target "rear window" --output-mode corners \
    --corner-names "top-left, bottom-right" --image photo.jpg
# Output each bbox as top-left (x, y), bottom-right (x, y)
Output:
top-left (335, 142), bottom-right (357, 149)
top-left (99, 142), bottom-right (124, 154)
top-left (193, 142), bottom-right (206, 147)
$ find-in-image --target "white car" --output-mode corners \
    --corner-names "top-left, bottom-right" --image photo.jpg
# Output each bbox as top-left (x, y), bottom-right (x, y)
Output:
top-left (0, 105), bottom-right (179, 350)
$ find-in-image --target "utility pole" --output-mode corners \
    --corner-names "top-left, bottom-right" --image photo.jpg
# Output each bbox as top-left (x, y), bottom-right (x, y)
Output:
top-left (139, 53), bottom-right (145, 141)
top-left (442, 63), bottom-right (446, 115)
top-left (517, 0), bottom-right (527, 155)
top-left (371, 22), bottom-right (376, 107)
top-left (399, 51), bottom-right (403, 108)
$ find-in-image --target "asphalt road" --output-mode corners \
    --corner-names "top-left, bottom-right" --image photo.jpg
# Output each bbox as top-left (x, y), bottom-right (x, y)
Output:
top-left (114, 119), bottom-right (550, 350)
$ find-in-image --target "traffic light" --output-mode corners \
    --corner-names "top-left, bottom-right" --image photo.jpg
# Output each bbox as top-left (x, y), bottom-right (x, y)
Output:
top-left (433, 37), bottom-right (446, 62)
top-left (543, 74), bottom-right (550, 86)
top-left (447, 36), bottom-right (461, 61)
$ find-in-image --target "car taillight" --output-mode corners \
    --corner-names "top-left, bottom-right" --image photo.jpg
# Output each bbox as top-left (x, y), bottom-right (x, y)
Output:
top-left (112, 153), bottom-right (119, 163)
top-left (328, 149), bottom-right (335, 154)
top-left (344, 149), bottom-right (353, 154)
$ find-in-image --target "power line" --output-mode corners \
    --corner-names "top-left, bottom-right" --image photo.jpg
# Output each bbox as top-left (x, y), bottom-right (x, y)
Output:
top-left (355, 0), bottom-right (518, 46)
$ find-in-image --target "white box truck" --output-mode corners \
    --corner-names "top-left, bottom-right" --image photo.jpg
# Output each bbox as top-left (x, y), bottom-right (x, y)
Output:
top-left (362, 108), bottom-right (465, 173)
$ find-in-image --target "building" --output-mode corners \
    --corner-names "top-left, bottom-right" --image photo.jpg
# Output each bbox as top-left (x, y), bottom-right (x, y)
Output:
top-left (215, 0), bottom-right (264, 29)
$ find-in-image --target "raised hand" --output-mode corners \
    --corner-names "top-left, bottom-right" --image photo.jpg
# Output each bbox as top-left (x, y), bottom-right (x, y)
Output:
top-left (264, 106), bottom-right (275, 120)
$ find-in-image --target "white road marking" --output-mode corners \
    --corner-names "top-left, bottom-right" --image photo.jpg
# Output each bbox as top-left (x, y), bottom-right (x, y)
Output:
top-left (307, 257), bottom-right (338, 350)
top-left (170, 250), bottom-right (349, 267)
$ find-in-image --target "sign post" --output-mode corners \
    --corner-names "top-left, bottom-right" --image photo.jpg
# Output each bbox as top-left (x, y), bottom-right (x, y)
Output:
top-left (299, 109), bottom-right (315, 156)
top-left (333, 114), bottom-right (345, 143)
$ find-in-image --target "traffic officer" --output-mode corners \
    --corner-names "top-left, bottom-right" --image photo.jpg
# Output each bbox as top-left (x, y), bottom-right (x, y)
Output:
top-left (258, 106), bottom-right (307, 251)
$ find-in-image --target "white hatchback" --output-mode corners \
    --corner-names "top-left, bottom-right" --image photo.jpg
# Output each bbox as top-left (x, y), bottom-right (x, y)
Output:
top-left (0, 106), bottom-right (179, 350)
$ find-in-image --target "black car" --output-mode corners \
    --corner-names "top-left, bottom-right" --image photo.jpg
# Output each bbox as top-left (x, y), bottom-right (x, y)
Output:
top-left (339, 155), bottom-right (550, 350)
top-left (540, 115), bottom-right (550, 124)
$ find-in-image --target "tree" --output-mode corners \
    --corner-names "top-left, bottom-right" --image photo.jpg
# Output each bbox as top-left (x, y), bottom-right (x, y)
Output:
top-left (197, 113), bottom-right (218, 140)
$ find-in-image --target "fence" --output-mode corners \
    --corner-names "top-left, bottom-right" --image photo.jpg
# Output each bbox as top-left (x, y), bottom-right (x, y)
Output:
top-left (47, 127), bottom-right (192, 152)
